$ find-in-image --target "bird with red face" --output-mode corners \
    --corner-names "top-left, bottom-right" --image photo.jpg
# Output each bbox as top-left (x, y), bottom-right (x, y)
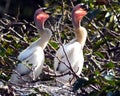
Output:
top-left (9, 8), bottom-right (52, 84)
top-left (54, 4), bottom-right (88, 85)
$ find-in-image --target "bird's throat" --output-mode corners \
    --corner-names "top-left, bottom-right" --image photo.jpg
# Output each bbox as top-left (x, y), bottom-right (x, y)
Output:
top-left (75, 27), bottom-right (87, 48)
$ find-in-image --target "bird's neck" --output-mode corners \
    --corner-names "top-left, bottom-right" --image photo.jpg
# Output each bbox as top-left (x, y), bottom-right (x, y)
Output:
top-left (34, 18), bottom-right (52, 49)
top-left (31, 28), bottom-right (52, 49)
top-left (35, 21), bottom-right (45, 30)
top-left (72, 14), bottom-right (87, 48)
top-left (37, 28), bottom-right (52, 49)
top-left (75, 27), bottom-right (87, 48)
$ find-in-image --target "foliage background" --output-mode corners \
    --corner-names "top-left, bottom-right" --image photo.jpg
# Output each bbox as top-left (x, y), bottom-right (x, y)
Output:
top-left (0, 0), bottom-right (120, 95)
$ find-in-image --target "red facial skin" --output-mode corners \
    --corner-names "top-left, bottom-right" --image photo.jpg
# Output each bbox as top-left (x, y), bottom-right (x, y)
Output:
top-left (72, 4), bottom-right (88, 28)
top-left (34, 9), bottom-right (49, 30)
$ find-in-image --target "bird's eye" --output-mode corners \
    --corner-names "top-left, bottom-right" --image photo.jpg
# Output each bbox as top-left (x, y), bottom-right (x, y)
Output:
top-left (80, 4), bottom-right (89, 11)
top-left (42, 7), bottom-right (47, 12)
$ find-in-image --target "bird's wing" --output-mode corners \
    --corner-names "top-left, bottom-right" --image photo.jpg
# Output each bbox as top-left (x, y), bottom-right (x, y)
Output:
top-left (18, 45), bottom-right (39, 61)
top-left (54, 42), bottom-right (84, 74)
top-left (54, 46), bottom-right (65, 72)
top-left (16, 46), bottom-right (44, 79)
top-left (67, 43), bottom-right (84, 74)
top-left (28, 46), bottom-right (44, 80)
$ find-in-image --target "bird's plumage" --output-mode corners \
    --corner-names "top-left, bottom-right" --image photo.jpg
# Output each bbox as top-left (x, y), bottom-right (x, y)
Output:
top-left (54, 4), bottom-right (88, 85)
top-left (10, 46), bottom-right (44, 83)
top-left (54, 41), bottom-right (84, 84)
top-left (9, 8), bottom-right (52, 84)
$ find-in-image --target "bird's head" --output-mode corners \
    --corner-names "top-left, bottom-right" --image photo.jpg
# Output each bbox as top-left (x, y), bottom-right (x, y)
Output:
top-left (72, 4), bottom-right (88, 28)
top-left (34, 8), bottom-right (49, 25)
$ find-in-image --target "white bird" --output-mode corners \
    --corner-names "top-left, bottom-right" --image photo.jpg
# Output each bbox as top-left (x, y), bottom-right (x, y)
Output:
top-left (54, 4), bottom-right (88, 85)
top-left (9, 8), bottom-right (52, 84)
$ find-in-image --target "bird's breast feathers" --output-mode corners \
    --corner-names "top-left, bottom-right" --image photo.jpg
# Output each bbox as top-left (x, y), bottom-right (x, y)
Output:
top-left (17, 46), bottom-right (44, 75)
top-left (18, 46), bottom-right (44, 61)
top-left (54, 42), bottom-right (84, 72)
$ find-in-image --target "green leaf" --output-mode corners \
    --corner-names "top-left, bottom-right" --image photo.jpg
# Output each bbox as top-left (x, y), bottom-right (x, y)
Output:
top-left (105, 62), bottom-right (115, 69)
top-left (0, 46), bottom-right (6, 57)
top-left (61, 32), bottom-right (67, 39)
top-left (93, 39), bottom-right (105, 51)
top-left (95, 70), bottom-right (100, 76)
top-left (6, 47), bottom-right (14, 55)
top-left (49, 41), bottom-right (59, 50)
top-left (95, 52), bottom-right (104, 59)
